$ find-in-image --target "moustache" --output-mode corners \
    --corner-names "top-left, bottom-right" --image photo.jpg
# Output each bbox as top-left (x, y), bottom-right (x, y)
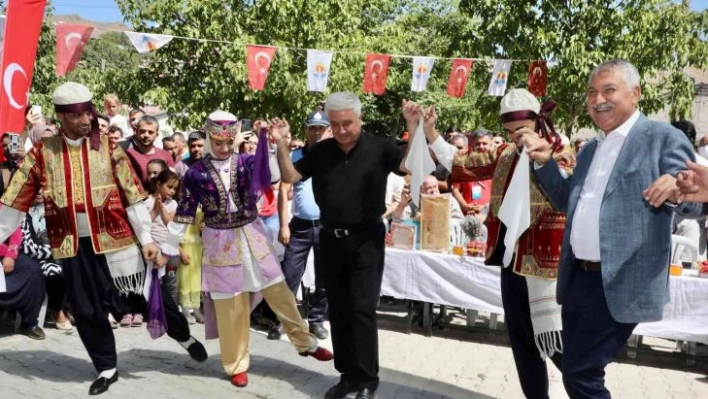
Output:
top-left (592, 103), bottom-right (614, 112)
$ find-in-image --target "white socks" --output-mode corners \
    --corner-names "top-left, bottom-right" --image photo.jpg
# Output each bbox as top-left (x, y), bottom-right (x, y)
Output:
top-left (179, 336), bottom-right (196, 349)
top-left (98, 368), bottom-right (116, 379)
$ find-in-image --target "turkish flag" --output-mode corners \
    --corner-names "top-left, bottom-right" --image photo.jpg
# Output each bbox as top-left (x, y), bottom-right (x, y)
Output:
top-left (528, 61), bottom-right (548, 97)
top-left (446, 59), bottom-right (474, 98)
top-left (0, 0), bottom-right (47, 135)
top-left (56, 24), bottom-right (93, 77)
top-left (246, 45), bottom-right (277, 90)
top-left (362, 53), bottom-right (391, 95)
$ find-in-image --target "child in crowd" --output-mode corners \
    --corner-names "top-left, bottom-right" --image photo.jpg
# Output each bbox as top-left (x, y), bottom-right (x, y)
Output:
top-left (145, 170), bottom-right (182, 307)
top-left (103, 94), bottom-right (132, 139)
top-left (147, 159), bottom-right (169, 182)
top-left (178, 208), bottom-right (204, 324)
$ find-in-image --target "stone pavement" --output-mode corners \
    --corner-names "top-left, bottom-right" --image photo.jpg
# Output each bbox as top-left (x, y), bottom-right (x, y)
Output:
top-left (1, 309), bottom-right (708, 399)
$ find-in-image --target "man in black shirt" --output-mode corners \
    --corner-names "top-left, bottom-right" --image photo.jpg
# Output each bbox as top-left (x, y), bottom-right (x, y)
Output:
top-left (272, 92), bottom-right (406, 399)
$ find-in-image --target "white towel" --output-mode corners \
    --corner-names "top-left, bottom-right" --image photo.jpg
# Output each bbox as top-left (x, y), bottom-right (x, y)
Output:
top-left (404, 116), bottom-right (436, 207)
top-left (526, 276), bottom-right (563, 358)
top-left (497, 150), bottom-right (531, 267)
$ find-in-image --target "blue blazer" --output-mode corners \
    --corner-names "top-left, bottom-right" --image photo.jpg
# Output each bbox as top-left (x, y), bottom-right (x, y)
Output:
top-left (534, 114), bottom-right (704, 323)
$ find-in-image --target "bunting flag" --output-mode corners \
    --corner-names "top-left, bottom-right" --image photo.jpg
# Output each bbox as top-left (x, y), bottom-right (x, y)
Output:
top-left (362, 53), bottom-right (391, 95)
top-left (0, 0), bottom-right (47, 136)
top-left (487, 59), bottom-right (512, 96)
top-left (528, 60), bottom-right (548, 97)
top-left (0, 15), bottom-right (6, 62)
top-left (411, 56), bottom-right (435, 92)
top-left (306, 50), bottom-right (334, 92)
top-left (246, 45), bottom-right (277, 90)
top-left (56, 24), bottom-right (93, 77)
top-left (446, 59), bottom-right (474, 98)
top-left (124, 32), bottom-right (173, 54)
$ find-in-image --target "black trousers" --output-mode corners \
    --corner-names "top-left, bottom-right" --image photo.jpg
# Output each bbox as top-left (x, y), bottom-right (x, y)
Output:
top-left (281, 218), bottom-right (327, 323)
top-left (63, 238), bottom-right (191, 373)
top-left (0, 254), bottom-right (45, 327)
top-left (45, 274), bottom-right (67, 312)
top-left (501, 265), bottom-right (562, 399)
top-left (320, 222), bottom-right (385, 390)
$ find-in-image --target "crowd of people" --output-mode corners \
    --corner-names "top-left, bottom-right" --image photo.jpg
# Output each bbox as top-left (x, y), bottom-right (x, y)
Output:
top-left (2, 58), bottom-right (708, 399)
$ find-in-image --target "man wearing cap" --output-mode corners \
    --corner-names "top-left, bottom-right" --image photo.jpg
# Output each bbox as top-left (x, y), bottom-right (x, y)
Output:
top-left (525, 59), bottom-right (704, 399)
top-left (402, 90), bottom-right (575, 399)
top-left (273, 92), bottom-right (408, 399)
top-left (269, 110), bottom-right (332, 341)
top-left (0, 82), bottom-right (207, 395)
top-left (162, 110), bottom-right (333, 389)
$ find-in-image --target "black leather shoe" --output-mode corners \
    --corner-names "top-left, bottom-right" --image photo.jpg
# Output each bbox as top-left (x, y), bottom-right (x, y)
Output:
top-left (186, 338), bottom-right (208, 362)
top-left (20, 325), bottom-right (46, 340)
top-left (267, 324), bottom-right (283, 340)
top-left (88, 372), bottom-right (119, 395)
top-left (324, 380), bottom-right (358, 399)
top-left (355, 388), bottom-right (377, 399)
top-left (309, 323), bottom-right (329, 340)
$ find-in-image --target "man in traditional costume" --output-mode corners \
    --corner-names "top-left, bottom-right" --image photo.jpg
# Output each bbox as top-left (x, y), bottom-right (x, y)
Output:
top-left (162, 111), bottom-right (333, 389)
top-left (0, 82), bottom-right (207, 396)
top-left (402, 90), bottom-right (575, 399)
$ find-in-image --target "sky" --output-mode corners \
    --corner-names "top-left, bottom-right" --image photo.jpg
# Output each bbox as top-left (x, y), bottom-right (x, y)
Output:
top-left (52, 0), bottom-right (708, 23)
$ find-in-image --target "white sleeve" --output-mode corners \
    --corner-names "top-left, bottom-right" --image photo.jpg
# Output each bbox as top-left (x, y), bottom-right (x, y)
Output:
top-left (126, 201), bottom-right (154, 246)
top-left (0, 205), bottom-right (25, 243)
top-left (162, 221), bottom-right (188, 256)
top-left (429, 136), bottom-right (458, 173)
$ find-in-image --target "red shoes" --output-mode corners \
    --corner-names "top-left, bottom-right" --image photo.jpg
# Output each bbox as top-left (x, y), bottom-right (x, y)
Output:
top-left (299, 346), bottom-right (334, 361)
top-left (231, 372), bottom-right (248, 387)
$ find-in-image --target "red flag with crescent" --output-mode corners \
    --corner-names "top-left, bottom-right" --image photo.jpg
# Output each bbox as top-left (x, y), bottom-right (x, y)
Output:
top-left (362, 53), bottom-right (391, 95)
top-left (446, 59), bottom-right (474, 98)
top-left (246, 45), bottom-right (277, 90)
top-left (56, 24), bottom-right (94, 77)
top-left (528, 61), bottom-right (548, 97)
top-left (0, 0), bottom-right (47, 138)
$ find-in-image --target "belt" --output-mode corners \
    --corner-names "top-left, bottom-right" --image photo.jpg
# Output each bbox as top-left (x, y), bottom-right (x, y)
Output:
top-left (322, 220), bottom-right (381, 239)
top-left (575, 259), bottom-right (601, 272)
top-left (291, 217), bottom-right (321, 227)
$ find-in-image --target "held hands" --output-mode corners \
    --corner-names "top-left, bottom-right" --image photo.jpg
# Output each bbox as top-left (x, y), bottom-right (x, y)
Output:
top-left (676, 160), bottom-right (708, 203)
top-left (643, 174), bottom-right (680, 207)
top-left (141, 243), bottom-right (160, 262)
top-left (516, 127), bottom-right (553, 165)
top-left (268, 117), bottom-right (290, 142)
top-left (402, 100), bottom-right (437, 131)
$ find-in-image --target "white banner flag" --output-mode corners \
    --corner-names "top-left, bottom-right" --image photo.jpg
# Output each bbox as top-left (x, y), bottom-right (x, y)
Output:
top-left (0, 15), bottom-right (6, 65)
top-left (307, 50), bottom-right (334, 92)
top-left (124, 32), bottom-right (173, 54)
top-left (487, 59), bottom-right (512, 96)
top-left (411, 56), bottom-right (435, 92)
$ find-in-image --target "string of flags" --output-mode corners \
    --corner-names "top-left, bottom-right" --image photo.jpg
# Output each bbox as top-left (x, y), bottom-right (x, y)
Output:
top-left (54, 24), bottom-right (550, 98)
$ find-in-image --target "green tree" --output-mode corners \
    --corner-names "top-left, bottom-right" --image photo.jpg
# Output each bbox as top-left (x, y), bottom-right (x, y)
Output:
top-left (115, 0), bottom-right (488, 136)
top-left (460, 0), bottom-right (708, 134)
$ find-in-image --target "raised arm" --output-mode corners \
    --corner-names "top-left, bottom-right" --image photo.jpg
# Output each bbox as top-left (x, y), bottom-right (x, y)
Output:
top-left (270, 118), bottom-right (303, 184)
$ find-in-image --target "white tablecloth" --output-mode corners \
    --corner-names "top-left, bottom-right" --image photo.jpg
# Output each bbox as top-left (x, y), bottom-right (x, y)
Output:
top-left (381, 248), bottom-right (708, 344)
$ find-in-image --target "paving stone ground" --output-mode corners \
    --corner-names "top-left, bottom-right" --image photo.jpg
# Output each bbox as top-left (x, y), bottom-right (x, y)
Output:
top-left (1, 306), bottom-right (707, 398)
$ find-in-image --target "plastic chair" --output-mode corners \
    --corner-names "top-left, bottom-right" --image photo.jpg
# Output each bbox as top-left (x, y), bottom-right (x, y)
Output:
top-left (671, 234), bottom-right (699, 264)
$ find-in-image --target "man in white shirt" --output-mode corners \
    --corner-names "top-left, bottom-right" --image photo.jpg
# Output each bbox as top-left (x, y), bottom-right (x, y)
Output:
top-left (524, 59), bottom-right (703, 399)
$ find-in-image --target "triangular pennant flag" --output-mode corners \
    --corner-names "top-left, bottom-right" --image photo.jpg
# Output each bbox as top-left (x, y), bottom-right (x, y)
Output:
top-left (446, 59), bottom-right (474, 98)
top-left (528, 60), bottom-right (548, 97)
top-left (362, 53), bottom-right (391, 95)
top-left (307, 50), bottom-right (334, 92)
top-left (411, 57), bottom-right (435, 92)
top-left (487, 60), bottom-right (512, 96)
top-left (0, 15), bottom-right (6, 63)
top-left (55, 23), bottom-right (93, 77)
top-left (246, 45), bottom-right (277, 91)
top-left (124, 32), bottom-right (173, 54)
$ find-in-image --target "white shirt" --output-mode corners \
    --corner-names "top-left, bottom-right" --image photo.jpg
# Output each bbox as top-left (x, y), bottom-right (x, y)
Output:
top-left (570, 110), bottom-right (640, 261)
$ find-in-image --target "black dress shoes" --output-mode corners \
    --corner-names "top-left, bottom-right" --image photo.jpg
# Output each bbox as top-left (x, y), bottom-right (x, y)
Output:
top-left (324, 380), bottom-right (359, 399)
top-left (267, 324), bottom-right (283, 340)
top-left (309, 323), bottom-right (329, 340)
top-left (88, 372), bottom-right (119, 395)
top-left (186, 338), bottom-right (208, 362)
top-left (355, 388), bottom-right (377, 399)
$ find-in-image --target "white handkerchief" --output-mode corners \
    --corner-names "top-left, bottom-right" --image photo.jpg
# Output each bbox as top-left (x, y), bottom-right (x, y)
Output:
top-left (497, 150), bottom-right (531, 267)
top-left (404, 116), bottom-right (436, 207)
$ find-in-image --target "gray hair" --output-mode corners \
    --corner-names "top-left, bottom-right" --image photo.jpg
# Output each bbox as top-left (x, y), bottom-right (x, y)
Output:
top-left (473, 129), bottom-right (493, 139)
top-left (324, 92), bottom-right (362, 117)
top-left (137, 115), bottom-right (160, 131)
top-left (588, 59), bottom-right (641, 90)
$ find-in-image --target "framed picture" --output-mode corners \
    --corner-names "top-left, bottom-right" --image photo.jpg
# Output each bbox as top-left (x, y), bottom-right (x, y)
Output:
top-left (420, 193), bottom-right (451, 252)
top-left (390, 222), bottom-right (417, 250)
